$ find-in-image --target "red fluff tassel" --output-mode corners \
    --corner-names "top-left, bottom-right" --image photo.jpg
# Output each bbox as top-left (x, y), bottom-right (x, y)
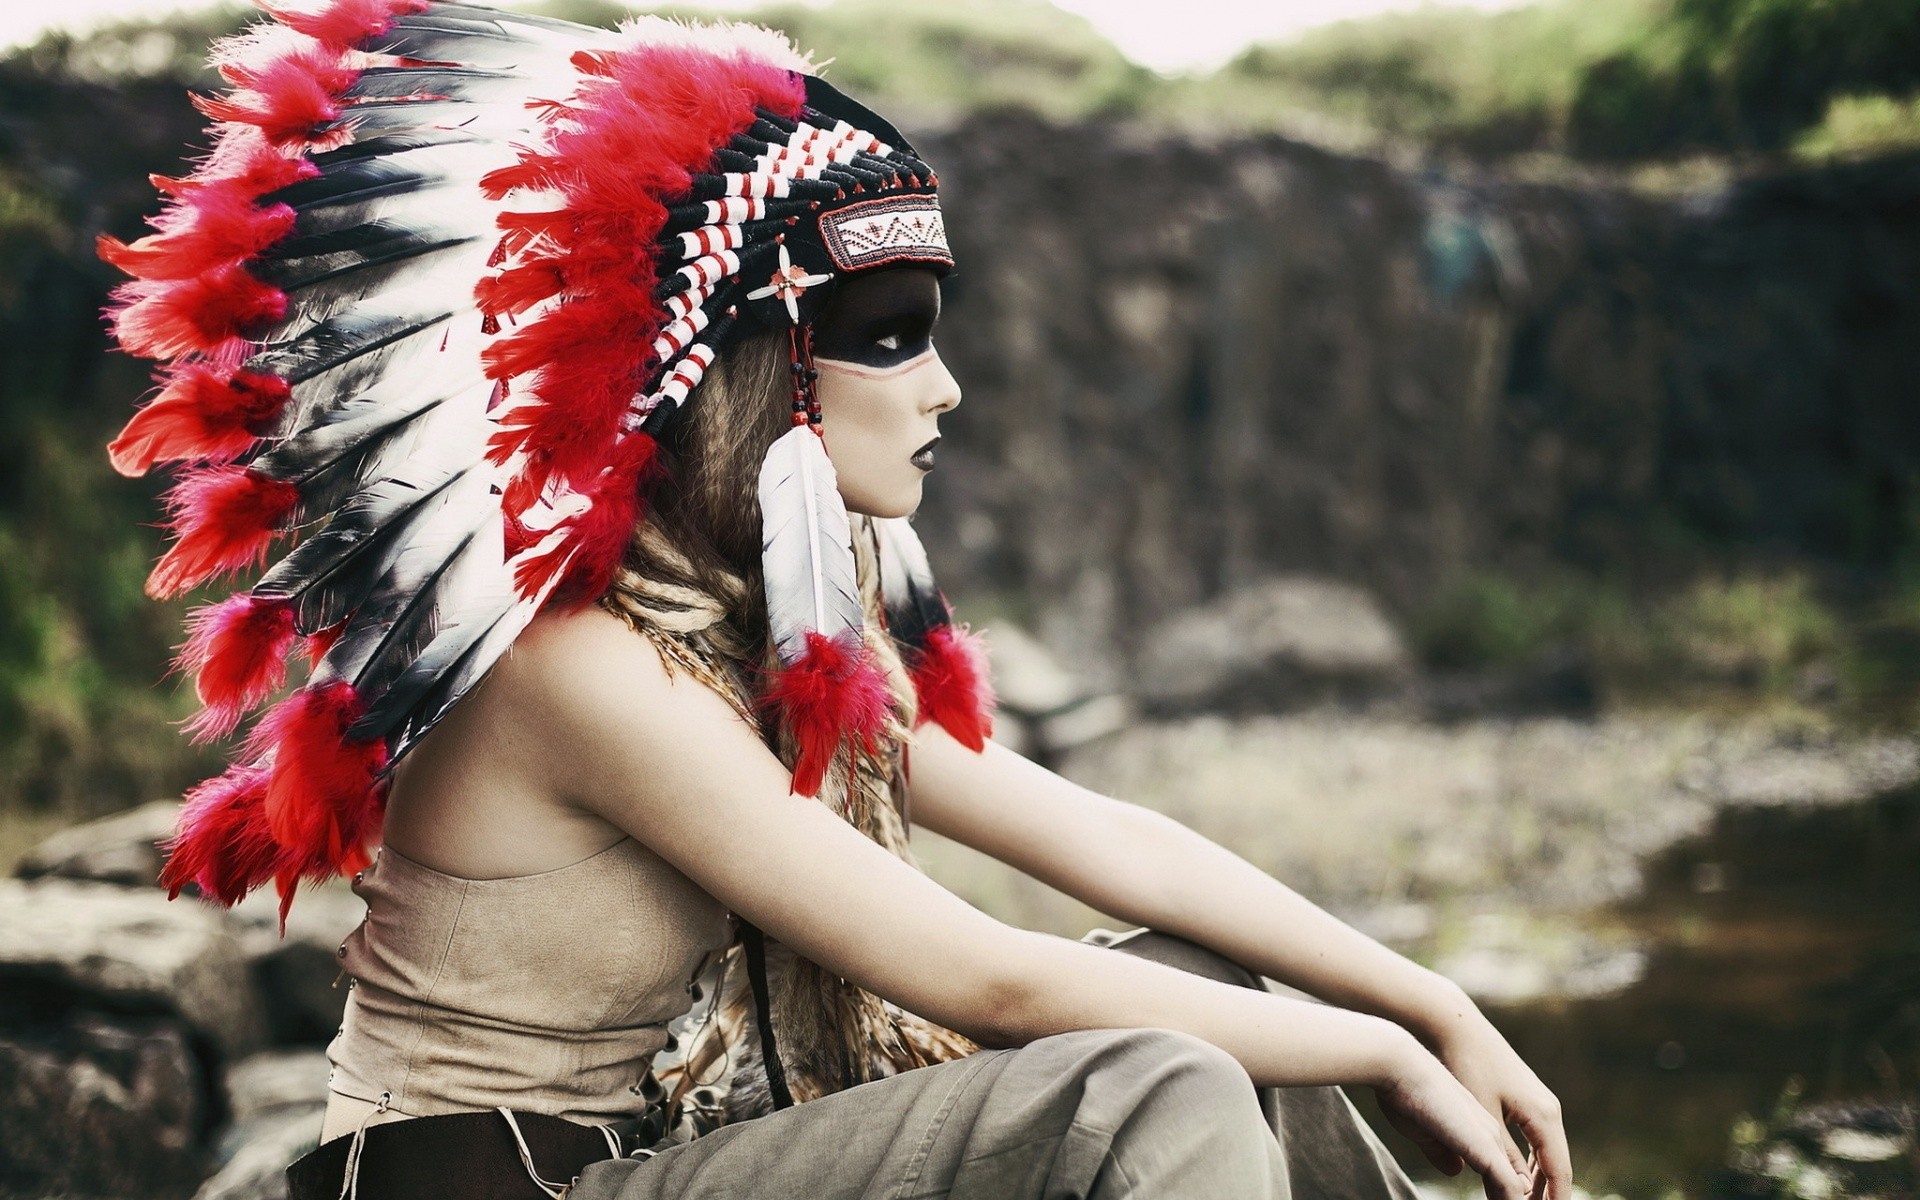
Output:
top-left (243, 682), bottom-right (388, 923)
top-left (258, 0), bottom-right (427, 48)
top-left (107, 262), bottom-right (287, 361)
top-left (150, 127), bottom-right (317, 202)
top-left (761, 629), bottom-right (894, 798)
top-left (96, 201), bottom-right (295, 282)
top-left (193, 46), bottom-right (352, 146)
top-left (177, 593), bottom-right (298, 742)
top-left (147, 466), bottom-right (301, 599)
top-left (108, 366), bottom-right (291, 476)
top-left (159, 764), bottom-right (280, 907)
top-left (909, 624), bottom-right (996, 752)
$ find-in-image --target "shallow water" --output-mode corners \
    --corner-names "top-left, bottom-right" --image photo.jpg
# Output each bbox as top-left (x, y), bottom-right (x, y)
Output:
top-left (1457, 785), bottom-right (1920, 1198)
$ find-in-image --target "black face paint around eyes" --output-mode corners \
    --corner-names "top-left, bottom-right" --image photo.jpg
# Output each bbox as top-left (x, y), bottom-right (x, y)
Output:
top-left (811, 267), bottom-right (942, 367)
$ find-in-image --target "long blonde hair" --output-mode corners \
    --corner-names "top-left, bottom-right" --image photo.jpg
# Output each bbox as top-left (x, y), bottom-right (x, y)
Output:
top-left (597, 328), bottom-right (974, 1117)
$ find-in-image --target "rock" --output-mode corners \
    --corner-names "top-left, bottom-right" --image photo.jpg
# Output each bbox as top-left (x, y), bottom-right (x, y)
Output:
top-left (983, 623), bottom-right (1133, 762)
top-left (985, 623), bottom-right (1087, 716)
top-left (195, 1050), bottom-right (331, 1200)
top-left (0, 1013), bottom-right (210, 1200)
top-left (225, 1048), bottom-right (331, 1126)
top-left (14, 799), bottom-right (179, 887)
top-left (1133, 576), bottom-right (1413, 716)
top-left (0, 877), bottom-right (266, 1058)
top-left (230, 883), bottom-right (366, 1045)
top-left (194, 1106), bottom-right (321, 1200)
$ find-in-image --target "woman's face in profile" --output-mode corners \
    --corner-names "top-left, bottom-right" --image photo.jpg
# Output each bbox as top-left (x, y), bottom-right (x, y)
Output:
top-left (810, 267), bottom-right (962, 518)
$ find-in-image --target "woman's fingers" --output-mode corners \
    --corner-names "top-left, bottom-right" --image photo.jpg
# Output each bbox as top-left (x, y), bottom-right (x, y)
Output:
top-left (1509, 1096), bottom-right (1574, 1200)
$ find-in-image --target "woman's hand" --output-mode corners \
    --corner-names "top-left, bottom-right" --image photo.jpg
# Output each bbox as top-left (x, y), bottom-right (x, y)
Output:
top-left (1422, 1005), bottom-right (1572, 1200)
top-left (1373, 1039), bottom-right (1534, 1200)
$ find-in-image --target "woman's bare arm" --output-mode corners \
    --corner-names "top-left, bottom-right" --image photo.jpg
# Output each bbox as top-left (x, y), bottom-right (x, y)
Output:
top-left (907, 720), bottom-right (1570, 1200)
top-left (499, 609), bottom-right (1417, 1087)
top-left (490, 610), bottom-right (1530, 1198)
top-left (905, 724), bottom-right (1473, 1036)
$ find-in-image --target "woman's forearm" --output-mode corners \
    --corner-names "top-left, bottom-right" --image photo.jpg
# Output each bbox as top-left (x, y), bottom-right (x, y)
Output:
top-left (1089, 804), bottom-right (1475, 1042)
top-left (987, 928), bottom-right (1422, 1089)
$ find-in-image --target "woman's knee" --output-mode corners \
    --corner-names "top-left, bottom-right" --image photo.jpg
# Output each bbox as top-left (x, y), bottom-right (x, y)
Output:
top-left (1011, 1027), bottom-right (1260, 1129)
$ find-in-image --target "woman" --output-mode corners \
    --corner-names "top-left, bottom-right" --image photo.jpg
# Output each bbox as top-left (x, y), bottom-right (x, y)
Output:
top-left (101, 3), bottom-right (1570, 1198)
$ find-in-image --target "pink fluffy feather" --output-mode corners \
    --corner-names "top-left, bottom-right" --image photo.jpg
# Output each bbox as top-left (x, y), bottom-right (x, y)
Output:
top-left (761, 630), bottom-right (894, 798)
top-left (108, 262), bottom-right (288, 362)
top-left (146, 465), bottom-right (301, 599)
top-left (244, 682), bottom-right (388, 920)
top-left (160, 764), bottom-right (281, 906)
top-left (177, 593), bottom-right (298, 742)
top-left (258, 0), bottom-right (427, 48)
top-left (909, 624), bottom-right (996, 752)
top-left (108, 366), bottom-right (291, 476)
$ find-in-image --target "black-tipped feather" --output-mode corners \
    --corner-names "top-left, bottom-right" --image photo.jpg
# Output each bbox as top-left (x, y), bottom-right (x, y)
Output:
top-left (875, 517), bottom-right (950, 647)
top-left (249, 308), bottom-right (456, 388)
top-left (323, 493), bottom-right (497, 705)
top-left (353, 585), bottom-right (520, 750)
top-left (260, 233), bottom-right (479, 305)
top-left (252, 466), bottom-right (468, 633)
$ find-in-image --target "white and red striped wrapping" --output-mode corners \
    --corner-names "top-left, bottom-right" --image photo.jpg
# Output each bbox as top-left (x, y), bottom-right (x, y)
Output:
top-left (655, 343), bottom-right (716, 406)
top-left (651, 305), bottom-right (710, 361)
top-left (721, 172), bottom-right (790, 199)
top-left (663, 281), bottom-right (716, 324)
top-left (700, 197), bottom-right (767, 225)
top-left (676, 223), bottom-right (743, 260)
top-left (675, 248), bottom-right (741, 290)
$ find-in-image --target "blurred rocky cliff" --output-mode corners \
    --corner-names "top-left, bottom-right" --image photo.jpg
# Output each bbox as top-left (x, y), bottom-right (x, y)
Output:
top-left (915, 116), bottom-right (1920, 681)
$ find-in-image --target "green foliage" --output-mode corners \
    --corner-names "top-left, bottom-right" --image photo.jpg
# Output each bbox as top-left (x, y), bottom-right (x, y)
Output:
top-left (1411, 567), bottom-right (1895, 717)
top-left (529, 0), bottom-right (1162, 124)
top-left (1183, 0), bottom-right (1920, 163)
top-left (1193, 0), bottom-right (1660, 156)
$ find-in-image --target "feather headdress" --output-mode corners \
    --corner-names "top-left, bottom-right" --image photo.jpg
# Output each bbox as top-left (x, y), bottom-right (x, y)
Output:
top-left (103, 0), bottom-right (994, 927)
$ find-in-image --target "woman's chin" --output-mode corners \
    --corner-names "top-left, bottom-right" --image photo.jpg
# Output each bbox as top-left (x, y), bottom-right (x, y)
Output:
top-left (842, 478), bottom-right (924, 520)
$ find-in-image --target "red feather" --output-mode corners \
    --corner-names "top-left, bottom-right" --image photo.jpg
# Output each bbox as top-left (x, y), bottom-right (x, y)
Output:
top-left (476, 38), bottom-right (806, 528)
top-left (150, 126), bottom-right (317, 201)
top-left (257, 0), bottom-right (427, 48)
top-left (159, 764), bottom-right (280, 906)
top-left (909, 624), bottom-right (996, 752)
top-left (177, 593), bottom-right (298, 742)
top-left (761, 629), bottom-right (894, 798)
top-left (193, 37), bottom-right (357, 146)
top-left (304, 620), bottom-right (347, 666)
top-left (96, 200), bottom-right (295, 282)
top-left (107, 262), bottom-right (287, 361)
top-left (243, 682), bottom-right (388, 918)
top-left (108, 366), bottom-right (290, 476)
top-left (146, 466), bottom-right (301, 599)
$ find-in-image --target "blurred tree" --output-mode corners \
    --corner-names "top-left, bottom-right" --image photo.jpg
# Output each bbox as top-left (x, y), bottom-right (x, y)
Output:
top-left (1571, 0), bottom-right (1920, 158)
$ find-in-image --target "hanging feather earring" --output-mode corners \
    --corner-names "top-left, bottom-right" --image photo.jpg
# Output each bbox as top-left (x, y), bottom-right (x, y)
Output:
top-left (874, 517), bottom-right (994, 751)
top-left (757, 323), bottom-right (892, 797)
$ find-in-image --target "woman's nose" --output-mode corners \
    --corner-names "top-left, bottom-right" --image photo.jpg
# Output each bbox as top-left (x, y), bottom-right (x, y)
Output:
top-left (925, 349), bottom-right (962, 414)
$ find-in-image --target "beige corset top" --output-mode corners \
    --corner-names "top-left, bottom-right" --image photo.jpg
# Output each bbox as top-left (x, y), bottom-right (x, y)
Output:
top-left (326, 836), bottom-right (733, 1124)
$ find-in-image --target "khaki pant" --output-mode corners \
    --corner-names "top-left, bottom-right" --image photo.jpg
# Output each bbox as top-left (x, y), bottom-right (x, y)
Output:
top-left (569, 931), bottom-right (1422, 1200)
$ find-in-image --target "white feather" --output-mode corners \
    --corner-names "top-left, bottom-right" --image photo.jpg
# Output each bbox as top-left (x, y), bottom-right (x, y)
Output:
top-left (759, 425), bottom-right (863, 664)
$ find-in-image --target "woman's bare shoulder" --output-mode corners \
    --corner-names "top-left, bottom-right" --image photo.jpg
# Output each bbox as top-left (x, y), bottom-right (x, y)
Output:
top-left (482, 605), bottom-right (752, 788)
top-left (492, 605), bottom-right (674, 709)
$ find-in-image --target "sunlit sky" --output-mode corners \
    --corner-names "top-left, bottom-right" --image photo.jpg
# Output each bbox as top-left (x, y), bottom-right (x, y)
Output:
top-left (0, 0), bottom-right (1534, 73)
